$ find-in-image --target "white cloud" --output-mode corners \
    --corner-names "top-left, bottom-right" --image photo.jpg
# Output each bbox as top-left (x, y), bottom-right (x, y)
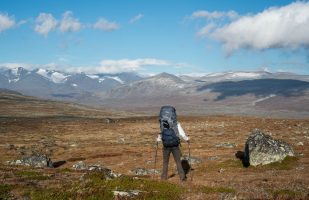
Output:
top-left (191, 10), bottom-right (238, 20)
top-left (61, 58), bottom-right (172, 74)
top-left (197, 2), bottom-right (309, 54)
top-left (94, 58), bottom-right (170, 73)
top-left (34, 13), bottom-right (57, 37)
top-left (197, 23), bottom-right (216, 38)
top-left (0, 62), bottom-right (58, 70)
top-left (59, 11), bottom-right (81, 32)
top-left (0, 62), bottom-right (31, 69)
top-left (0, 13), bottom-right (15, 32)
top-left (129, 13), bottom-right (144, 23)
top-left (93, 18), bottom-right (119, 31)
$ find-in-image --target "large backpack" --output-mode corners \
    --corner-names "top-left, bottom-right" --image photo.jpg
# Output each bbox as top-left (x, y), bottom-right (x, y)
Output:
top-left (159, 106), bottom-right (180, 147)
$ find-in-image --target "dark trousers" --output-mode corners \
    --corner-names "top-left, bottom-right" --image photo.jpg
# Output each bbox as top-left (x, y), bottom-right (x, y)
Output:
top-left (161, 146), bottom-right (186, 181)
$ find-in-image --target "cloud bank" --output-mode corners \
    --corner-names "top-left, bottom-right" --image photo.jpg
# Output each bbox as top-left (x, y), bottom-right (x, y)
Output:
top-left (194, 2), bottom-right (309, 54)
top-left (0, 58), bottom-right (180, 74)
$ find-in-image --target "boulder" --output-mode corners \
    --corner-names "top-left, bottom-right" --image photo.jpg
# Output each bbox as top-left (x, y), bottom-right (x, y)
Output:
top-left (244, 129), bottom-right (294, 166)
top-left (73, 161), bottom-right (120, 179)
top-left (7, 152), bottom-right (53, 168)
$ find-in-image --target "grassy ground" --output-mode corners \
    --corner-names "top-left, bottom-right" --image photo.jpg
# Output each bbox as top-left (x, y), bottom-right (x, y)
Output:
top-left (0, 115), bottom-right (308, 199)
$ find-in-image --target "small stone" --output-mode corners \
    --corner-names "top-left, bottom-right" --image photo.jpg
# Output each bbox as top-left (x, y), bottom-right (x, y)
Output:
top-left (113, 190), bottom-right (140, 197)
top-left (15, 160), bottom-right (22, 165)
top-left (118, 138), bottom-right (125, 144)
top-left (215, 143), bottom-right (236, 148)
top-left (297, 142), bottom-right (304, 146)
top-left (296, 167), bottom-right (304, 170)
top-left (69, 142), bottom-right (78, 147)
top-left (130, 168), bottom-right (160, 175)
top-left (73, 161), bottom-right (87, 170)
top-left (218, 168), bottom-right (225, 173)
top-left (208, 156), bottom-right (219, 161)
top-left (181, 155), bottom-right (202, 164)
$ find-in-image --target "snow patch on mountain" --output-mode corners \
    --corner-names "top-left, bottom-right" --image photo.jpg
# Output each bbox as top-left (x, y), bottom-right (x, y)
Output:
top-left (86, 74), bottom-right (99, 79)
top-left (106, 76), bottom-right (124, 84)
top-left (36, 69), bottom-right (69, 83)
top-left (206, 71), bottom-right (263, 79)
top-left (253, 94), bottom-right (276, 105)
top-left (86, 74), bottom-right (124, 84)
top-left (230, 72), bottom-right (262, 78)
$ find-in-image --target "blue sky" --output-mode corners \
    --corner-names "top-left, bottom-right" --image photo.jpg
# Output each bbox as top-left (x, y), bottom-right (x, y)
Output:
top-left (0, 0), bottom-right (309, 75)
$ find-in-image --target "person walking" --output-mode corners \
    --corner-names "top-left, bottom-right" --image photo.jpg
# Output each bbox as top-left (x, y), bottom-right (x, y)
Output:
top-left (156, 106), bottom-right (189, 181)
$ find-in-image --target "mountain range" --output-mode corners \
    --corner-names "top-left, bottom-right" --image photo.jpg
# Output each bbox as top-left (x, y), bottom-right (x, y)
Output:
top-left (0, 67), bottom-right (308, 117)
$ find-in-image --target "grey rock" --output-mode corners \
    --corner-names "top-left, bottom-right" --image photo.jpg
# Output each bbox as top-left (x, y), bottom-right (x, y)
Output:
top-left (244, 129), bottom-right (294, 166)
top-left (73, 162), bottom-right (121, 179)
top-left (215, 142), bottom-right (236, 148)
top-left (8, 152), bottom-right (53, 168)
top-left (208, 156), bottom-right (219, 161)
top-left (297, 142), bottom-right (304, 146)
top-left (104, 118), bottom-right (114, 124)
top-left (130, 168), bottom-right (160, 175)
top-left (113, 190), bottom-right (141, 198)
top-left (73, 161), bottom-right (87, 170)
top-left (118, 138), bottom-right (125, 144)
top-left (181, 155), bottom-right (202, 164)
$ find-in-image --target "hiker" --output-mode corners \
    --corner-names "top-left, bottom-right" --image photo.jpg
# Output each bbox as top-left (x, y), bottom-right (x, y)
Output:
top-left (156, 106), bottom-right (189, 181)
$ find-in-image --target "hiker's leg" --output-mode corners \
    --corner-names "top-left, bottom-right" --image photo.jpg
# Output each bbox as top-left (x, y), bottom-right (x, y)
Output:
top-left (172, 146), bottom-right (186, 181)
top-left (161, 147), bottom-right (171, 180)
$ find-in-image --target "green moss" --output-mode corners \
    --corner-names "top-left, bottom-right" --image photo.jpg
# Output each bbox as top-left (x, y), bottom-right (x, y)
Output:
top-left (83, 173), bottom-right (184, 199)
top-left (199, 186), bottom-right (236, 194)
top-left (258, 156), bottom-right (298, 170)
top-left (58, 168), bottom-right (74, 173)
top-left (217, 159), bottom-right (243, 169)
top-left (15, 170), bottom-right (50, 180)
top-left (0, 184), bottom-right (13, 199)
top-left (30, 189), bottom-right (72, 200)
top-left (15, 171), bottom-right (183, 200)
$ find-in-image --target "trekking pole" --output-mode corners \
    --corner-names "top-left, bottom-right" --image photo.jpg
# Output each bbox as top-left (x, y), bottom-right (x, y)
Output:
top-left (188, 140), bottom-right (193, 181)
top-left (153, 141), bottom-right (158, 179)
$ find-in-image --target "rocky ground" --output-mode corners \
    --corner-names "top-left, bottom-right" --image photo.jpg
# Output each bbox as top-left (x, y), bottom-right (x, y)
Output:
top-left (0, 114), bottom-right (308, 199)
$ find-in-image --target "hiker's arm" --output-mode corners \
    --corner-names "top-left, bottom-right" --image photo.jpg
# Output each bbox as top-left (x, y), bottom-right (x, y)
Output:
top-left (177, 123), bottom-right (189, 142)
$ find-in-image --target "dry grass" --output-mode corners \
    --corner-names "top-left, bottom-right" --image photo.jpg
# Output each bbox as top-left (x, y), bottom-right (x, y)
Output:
top-left (0, 93), bottom-right (308, 199)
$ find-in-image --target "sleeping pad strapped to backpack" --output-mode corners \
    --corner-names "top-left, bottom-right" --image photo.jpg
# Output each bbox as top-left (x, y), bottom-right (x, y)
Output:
top-left (159, 106), bottom-right (180, 147)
